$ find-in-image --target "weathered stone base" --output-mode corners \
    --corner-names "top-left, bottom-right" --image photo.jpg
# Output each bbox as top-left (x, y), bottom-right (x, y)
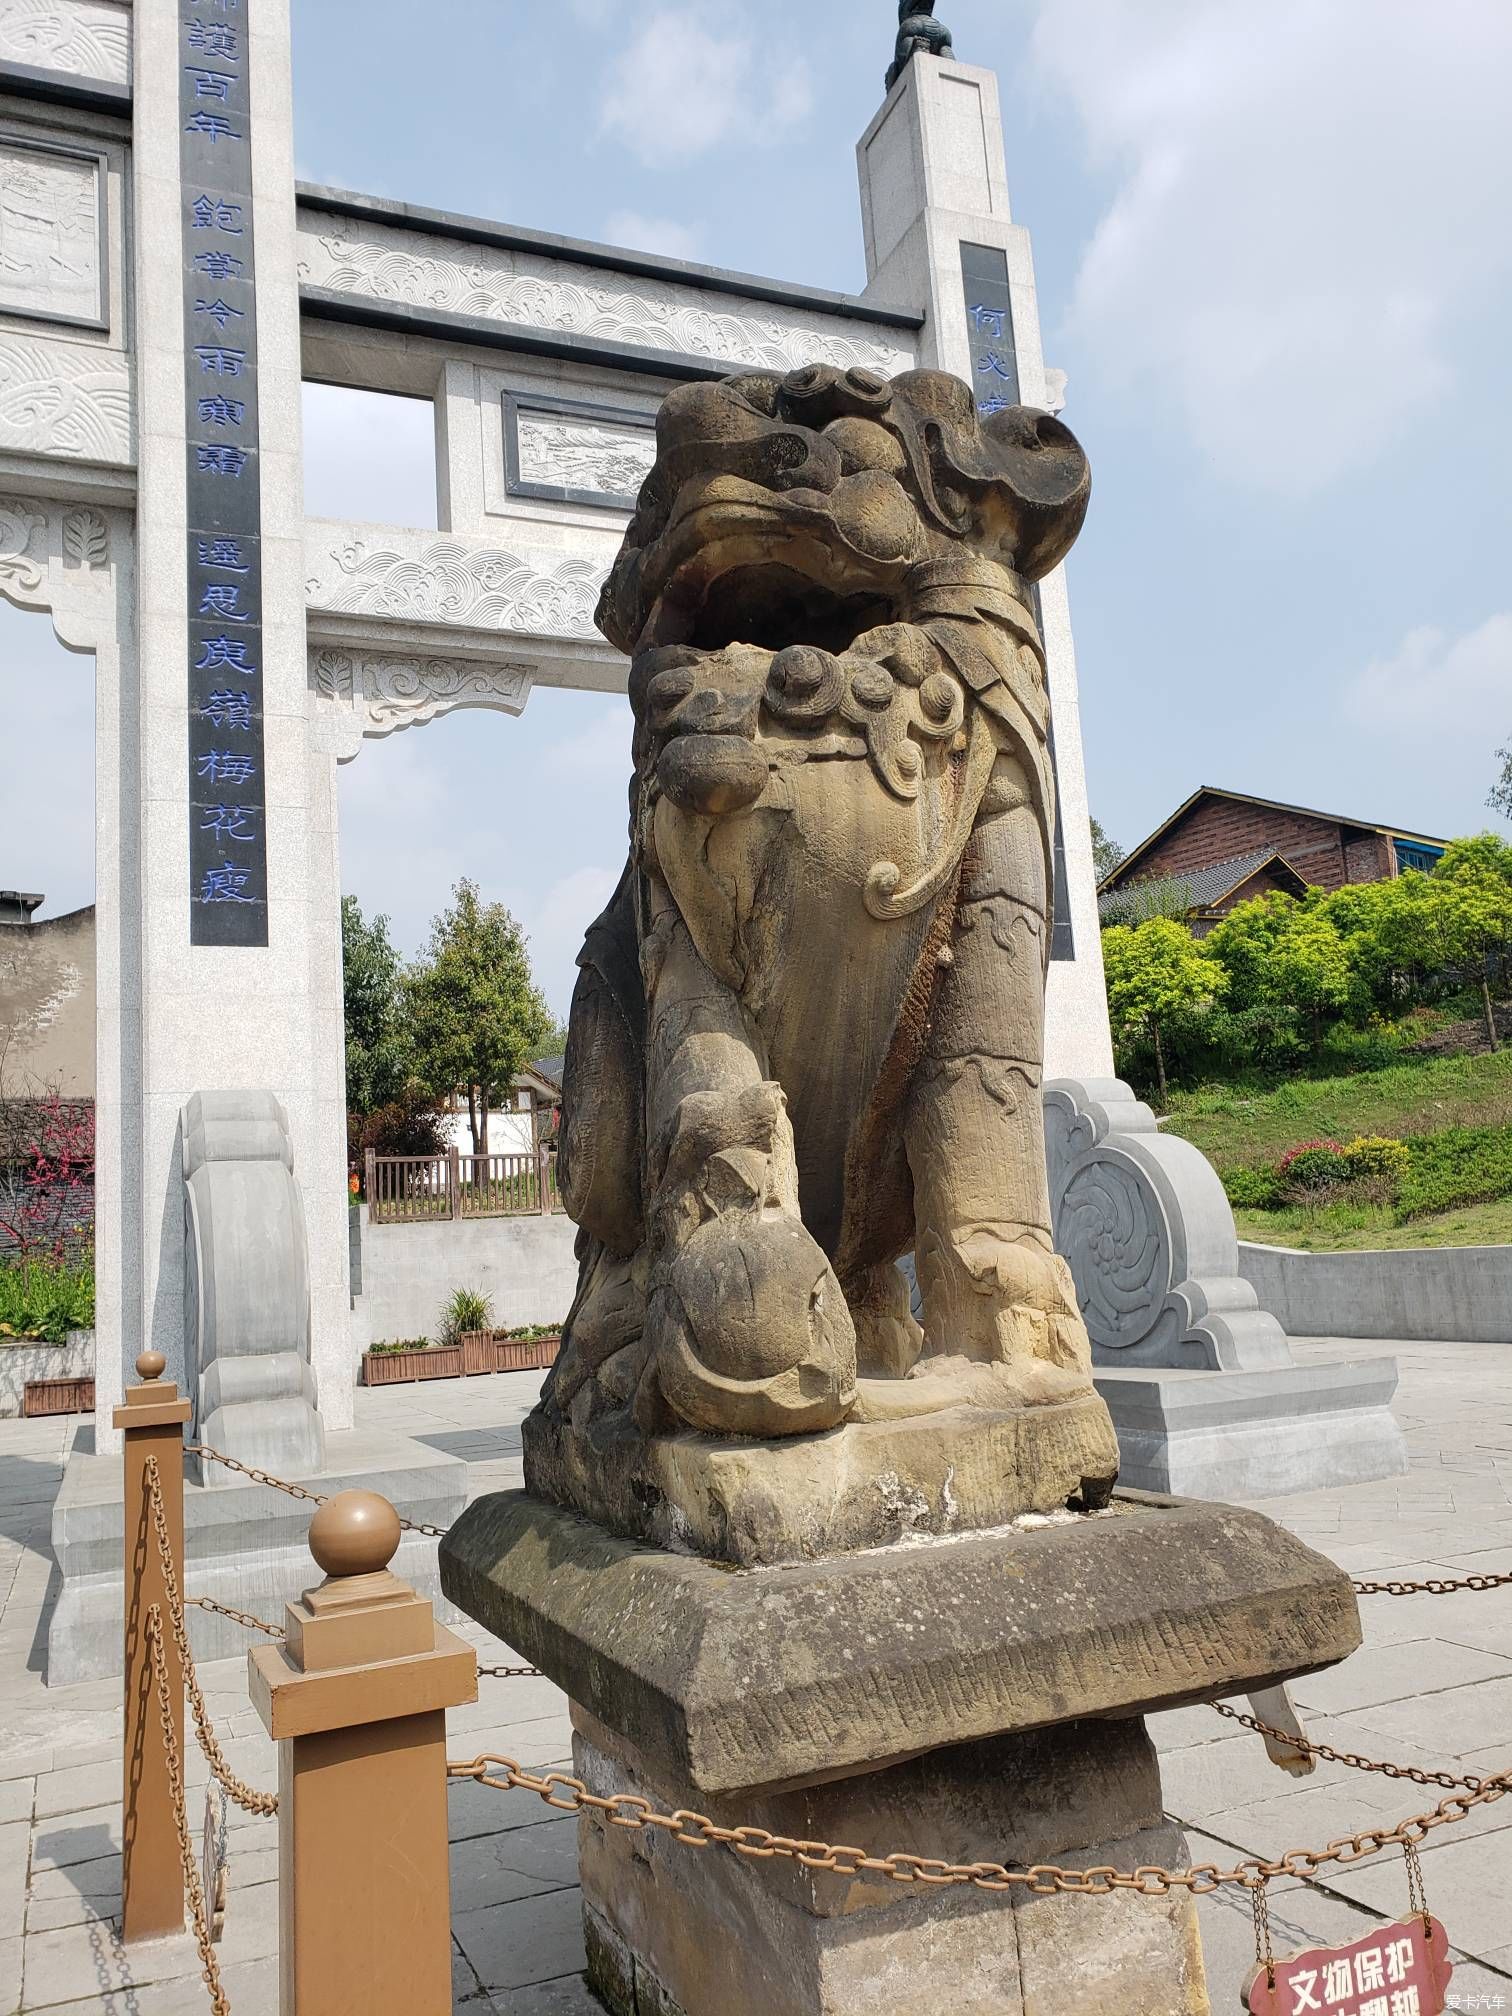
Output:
top-left (48, 1423), bottom-right (467, 1685)
top-left (574, 1710), bottom-right (1209, 2016)
top-left (440, 1487), bottom-right (1359, 1794)
top-left (522, 1392), bottom-right (1120, 1565)
top-left (1096, 1359), bottom-right (1409, 1500)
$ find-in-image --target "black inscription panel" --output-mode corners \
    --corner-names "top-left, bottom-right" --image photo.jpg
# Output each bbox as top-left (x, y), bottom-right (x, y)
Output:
top-left (181, 0), bottom-right (267, 946)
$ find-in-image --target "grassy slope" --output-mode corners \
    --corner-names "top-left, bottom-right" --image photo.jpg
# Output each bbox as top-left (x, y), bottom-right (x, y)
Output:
top-left (1159, 1048), bottom-right (1512, 1171)
top-left (1231, 1195), bottom-right (1512, 1252)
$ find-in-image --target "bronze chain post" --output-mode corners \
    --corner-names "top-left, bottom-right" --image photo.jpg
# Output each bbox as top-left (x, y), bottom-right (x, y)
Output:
top-left (249, 1489), bottom-right (477, 2015)
top-left (117, 1347), bottom-right (193, 1943)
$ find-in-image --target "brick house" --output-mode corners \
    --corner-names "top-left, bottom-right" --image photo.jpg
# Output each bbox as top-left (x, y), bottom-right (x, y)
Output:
top-left (1098, 789), bottom-right (1447, 935)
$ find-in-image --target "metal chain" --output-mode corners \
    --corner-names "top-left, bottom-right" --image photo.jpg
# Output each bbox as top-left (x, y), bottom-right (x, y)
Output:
top-left (1210, 1701), bottom-right (1486, 1793)
top-left (147, 1604), bottom-right (230, 2016)
top-left (145, 1457), bottom-right (279, 1818)
top-left (1404, 1839), bottom-right (1429, 1925)
top-left (444, 1749), bottom-right (1511, 1897)
top-left (1353, 1569), bottom-right (1512, 1596)
top-left (479, 1663), bottom-right (543, 1680)
top-left (187, 1595), bottom-right (285, 1641)
top-left (186, 1445), bottom-right (447, 1537)
top-left (1251, 1877), bottom-right (1276, 1993)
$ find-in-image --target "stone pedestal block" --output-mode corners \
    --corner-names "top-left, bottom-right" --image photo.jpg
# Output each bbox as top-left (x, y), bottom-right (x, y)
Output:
top-left (575, 1710), bottom-right (1208, 2016)
top-left (443, 1488), bottom-right (1360, 2013)
top-left (1097, 1360), bottom-right (1409, 1500)
top-left (441, 1488), bottom-right (1359, 1796)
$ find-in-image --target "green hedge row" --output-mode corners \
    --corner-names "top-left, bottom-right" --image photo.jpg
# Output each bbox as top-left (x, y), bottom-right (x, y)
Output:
top-left (1397, 1125), bottom-right (1512, 1220)
top-left (1221, 1123), bottom-right (1512, 1221)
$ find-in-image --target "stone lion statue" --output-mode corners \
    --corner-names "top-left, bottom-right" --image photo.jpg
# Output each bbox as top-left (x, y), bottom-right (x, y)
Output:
top-left (525, 364), bottom-right (1120, 1558)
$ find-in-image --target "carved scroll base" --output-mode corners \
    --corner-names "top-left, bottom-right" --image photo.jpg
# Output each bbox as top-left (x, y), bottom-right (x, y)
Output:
top-left (1044, 1078), bottom-right (1408, 1499)
top-left (521, 1389), bottom-right (1118, 1568)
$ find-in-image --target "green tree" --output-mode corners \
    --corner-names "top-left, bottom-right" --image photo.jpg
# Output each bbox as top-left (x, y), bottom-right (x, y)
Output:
top-left (1489, 742), bottom-right (1512, 821)
top-left (1204, 891), bottom-right (1352, 1058)
top-left (1089, 818), bottom-right (1124, 883)
top-left (1264, 905), bottom-right (1353, 1054)
top-left (406, 879), bottom-right (552, 1153)
top-left (341, 896), bottom-right (413, 1114)
top-left (1101, 916), bottom-right (1224, 1103)
top-left (1435, 831), bottom-right (1512, 887)
top-left (1376, 863), bottom-right (1512, 1051)
top-left (1317, 877), bottom-right (1399, 1017)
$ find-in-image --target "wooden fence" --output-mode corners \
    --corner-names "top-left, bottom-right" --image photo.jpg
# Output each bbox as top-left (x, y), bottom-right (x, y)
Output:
top-left (365, 1146), bottom-right (563, 1225)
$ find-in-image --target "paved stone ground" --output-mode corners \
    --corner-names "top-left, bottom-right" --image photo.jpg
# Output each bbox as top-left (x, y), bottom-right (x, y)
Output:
top-left (1, 1339), bottom-right (1509, 2013)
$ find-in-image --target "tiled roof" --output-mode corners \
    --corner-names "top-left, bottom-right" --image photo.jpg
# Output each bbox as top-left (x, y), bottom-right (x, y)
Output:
top-left (1101, 786), bottom-right (1447, 891)
top-left (530, 1054), bottom-right (565, 1087)
top-left (1098, 847), bottom-right (1298, 923)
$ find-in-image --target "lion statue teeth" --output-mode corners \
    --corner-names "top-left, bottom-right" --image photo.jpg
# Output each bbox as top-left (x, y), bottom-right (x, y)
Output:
top-left (523, 363), bottom-right (1120, 1560)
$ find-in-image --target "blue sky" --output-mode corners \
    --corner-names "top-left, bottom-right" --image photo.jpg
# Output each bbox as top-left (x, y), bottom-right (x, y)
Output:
top-left (4, 1), bottom-right (1510, 1017)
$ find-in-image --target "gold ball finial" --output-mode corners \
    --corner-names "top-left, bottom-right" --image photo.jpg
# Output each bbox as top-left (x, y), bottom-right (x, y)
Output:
top-left (136, 1349), bottom-right (167, 1383)
top-left (308, 1490), bottom-right (401, 1579)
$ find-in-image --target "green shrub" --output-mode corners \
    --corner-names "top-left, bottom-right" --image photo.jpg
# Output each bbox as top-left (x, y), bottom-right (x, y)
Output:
top-left (1342, 1135), bottom-right (1410, 1183)
top-left (1222, 1166), bottom-right (1285, 1210)
top-left (1398, 1125), bottom-right (1512, 1219)
top-left (500, 1321), bottom-right (564, 1339)
top-left (0, 1261), bottom-right (95, 1344)
top-left (367, 1337), bottom-right (431, 1356)
top-left (1277, 1143), bottom-right (1351, 1194)
top-left (438, 1286), bottom-right (493, 1347)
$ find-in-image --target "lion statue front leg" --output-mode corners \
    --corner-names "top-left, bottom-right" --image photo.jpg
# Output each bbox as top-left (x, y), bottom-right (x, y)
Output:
top-left (888, 745), bottom-right (1094, 1416)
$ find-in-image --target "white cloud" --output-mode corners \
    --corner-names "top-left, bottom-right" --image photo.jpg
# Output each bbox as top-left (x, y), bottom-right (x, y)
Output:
top-left (1350, 613), bottom-right (1512, 740)
top-left (1030, 0), bottom-right (1512, 493)
top-left (518, 865), bottom-right (622, 1023)
top-left (603, 209), bottom-right (701, 261)
top-left (542, 700), bottom-right (634, 782)
top-left (301, 383), bottom-right (437, 528)
top-left (0, 602), bottom-right (94, 919)
top-left (598, 5), bottom-right (812, 168)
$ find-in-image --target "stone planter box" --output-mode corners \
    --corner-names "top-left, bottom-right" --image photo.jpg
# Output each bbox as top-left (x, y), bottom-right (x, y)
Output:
top-left (0, 1330), bottom-right (95, 1418)
top-left (362, 1344), bottom-right (465, 1386)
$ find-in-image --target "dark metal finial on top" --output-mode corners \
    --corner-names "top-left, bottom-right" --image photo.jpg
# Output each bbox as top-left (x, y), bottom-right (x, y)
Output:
top-left (886, 4), bottom-right (953, 91)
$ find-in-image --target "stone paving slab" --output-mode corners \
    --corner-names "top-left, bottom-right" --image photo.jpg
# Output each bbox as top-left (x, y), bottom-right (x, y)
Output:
top-left (0, 1352), bottom-right (1508, 2012)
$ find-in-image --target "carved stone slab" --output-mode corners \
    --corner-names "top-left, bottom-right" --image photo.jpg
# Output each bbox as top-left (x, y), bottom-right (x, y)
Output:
top-left (303, 523), bottom-right (608, 640)
top-left (0, 138), bottom-right (106, 327)
top-left (440, 1487), bottom-right (1360, 1794)
top-left (297, 209), bottom-right (917, 379)
top-left (0, 0), bottom-right (130, 85)
top-left (308, 644), bottom-right (533, 743)
top-left (0, 335), bottom-right (130, 460)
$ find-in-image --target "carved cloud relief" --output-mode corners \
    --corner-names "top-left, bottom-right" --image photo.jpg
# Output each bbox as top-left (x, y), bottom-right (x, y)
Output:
top-left (297, 214), bottom-right (917, 378)
top-left (0, 0), bottom-right (129, 84)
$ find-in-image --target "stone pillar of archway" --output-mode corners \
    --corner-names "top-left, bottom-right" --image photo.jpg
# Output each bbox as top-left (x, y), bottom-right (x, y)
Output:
top-left (92, 0), bottom-right (353, 1449)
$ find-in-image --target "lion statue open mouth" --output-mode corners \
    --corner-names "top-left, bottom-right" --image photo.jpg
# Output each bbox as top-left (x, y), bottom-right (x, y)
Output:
top-left (523, 362), bottom-right (1120, 1560)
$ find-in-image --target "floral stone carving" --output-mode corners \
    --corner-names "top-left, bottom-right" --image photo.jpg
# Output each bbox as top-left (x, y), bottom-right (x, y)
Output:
top-left (524, 363), bottom-right (1122, 1562)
